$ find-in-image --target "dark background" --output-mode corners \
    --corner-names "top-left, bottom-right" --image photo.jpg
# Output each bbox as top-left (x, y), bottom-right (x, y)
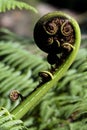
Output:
top-left (42, 0), bottom-right (87, 13)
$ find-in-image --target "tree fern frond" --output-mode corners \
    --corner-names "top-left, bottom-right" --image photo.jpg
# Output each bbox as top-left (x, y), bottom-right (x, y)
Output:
top-left (0, 107), bottom-right (28, 130)
top-left (0, 42), bottom-right (49, 76)
top-left (0, 28), bottom-right (34, 45)
top-left (0, 28), bottom-right (43, 56)
top-left (0, 0), bottom-right (37, 13)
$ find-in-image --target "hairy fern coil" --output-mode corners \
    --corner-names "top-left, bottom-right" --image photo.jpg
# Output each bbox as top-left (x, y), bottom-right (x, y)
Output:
top-left (34, 11), bottom-right (81, 65)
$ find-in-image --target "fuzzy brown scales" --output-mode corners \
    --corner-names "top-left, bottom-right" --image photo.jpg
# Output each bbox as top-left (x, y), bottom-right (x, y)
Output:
top-left (10, 90), bottom-right (24, 101)
top-left (10, 90), bottom-right (20, 101)
top-left (34, 14), bottom-right (75, 66)
top-left (44, 18), bottom-right (75, 50)
top-left (43, 19), bottom-right (59, 35)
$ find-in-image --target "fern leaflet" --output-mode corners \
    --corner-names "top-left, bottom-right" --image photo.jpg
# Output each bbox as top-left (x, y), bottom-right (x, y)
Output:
top-left (0, 0), bottom-right (38, 13)
top-left (0, 107), bottom-right (28, 130)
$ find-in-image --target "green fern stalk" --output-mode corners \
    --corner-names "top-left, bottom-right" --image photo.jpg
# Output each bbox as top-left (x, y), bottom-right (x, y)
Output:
top-left (11, 13), bottom-right (81, 119)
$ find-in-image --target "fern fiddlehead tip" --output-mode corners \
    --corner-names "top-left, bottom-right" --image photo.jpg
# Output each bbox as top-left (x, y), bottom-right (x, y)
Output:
top-left (34, 11), bottom-right (81, 67)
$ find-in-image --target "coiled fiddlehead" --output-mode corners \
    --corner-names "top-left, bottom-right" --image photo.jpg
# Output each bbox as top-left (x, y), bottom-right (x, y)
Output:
top-left (34, 12), bottom-right (79, 67)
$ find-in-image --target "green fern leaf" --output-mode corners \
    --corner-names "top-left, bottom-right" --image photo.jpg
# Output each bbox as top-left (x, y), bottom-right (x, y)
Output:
top-left (0, 107), bottom-right (28, 130)
top-left (0, 0), bottom-right (38, 13)
top-left (0, 41), bottom-right (49, 111)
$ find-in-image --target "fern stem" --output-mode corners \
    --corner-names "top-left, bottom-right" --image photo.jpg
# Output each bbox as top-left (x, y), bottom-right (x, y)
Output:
top-left (11, 13), bottom-right (81, 119)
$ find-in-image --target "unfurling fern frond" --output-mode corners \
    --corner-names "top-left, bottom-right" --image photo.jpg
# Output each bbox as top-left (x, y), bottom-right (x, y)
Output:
top-left (0, 107), bottom-right (28, 130)
top-left (0, 0), bottom-right (37, 13)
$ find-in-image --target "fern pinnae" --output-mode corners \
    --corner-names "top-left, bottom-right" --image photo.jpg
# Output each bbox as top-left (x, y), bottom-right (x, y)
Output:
top-left (78, 62), bottom-right (87, 72)
top-left (0, 71), bottom-right (21, 90)
top-left (0, 107), bottom-right (28, 130)
top-left (0, 42), bottom-right (48, 74)
top-left (32, 63), bottom-right (48, 75)
top-left (0, 69), bottom-right (31, 95)
top-left (3, 53), bottom-right (26, 66)
top-left (0, 0), bottom-right (38, 13)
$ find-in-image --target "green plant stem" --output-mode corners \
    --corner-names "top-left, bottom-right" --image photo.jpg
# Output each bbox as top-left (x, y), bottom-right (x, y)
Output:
top-left (11, 14), bottom-right (81, 119)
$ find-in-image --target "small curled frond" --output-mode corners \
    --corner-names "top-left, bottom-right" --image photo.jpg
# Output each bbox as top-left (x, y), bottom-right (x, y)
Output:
top-left (39, 70), bottom-right (53, 83)
top-left (0, 0), bottom-right (37, 13)
top-left (10, 90), bottom-right (24, 101)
